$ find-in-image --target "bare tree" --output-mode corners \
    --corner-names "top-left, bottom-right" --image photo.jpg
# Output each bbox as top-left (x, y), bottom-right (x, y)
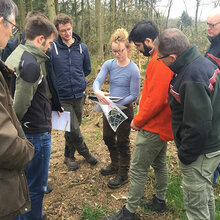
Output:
top-left (166, 0), bottom-right (173, 28)
top-left (18, 0), bottom-right (26, 29)
top-left (54, 0), bottom-right (59, 14)
top-left (195, 0), bottom-right (201, 34)
top-left (47, 0), bottom-right (56, 22)
top-left (95, 0), bottom-right (104, 59)
top-left (213, 0), bottom-right (220, 7)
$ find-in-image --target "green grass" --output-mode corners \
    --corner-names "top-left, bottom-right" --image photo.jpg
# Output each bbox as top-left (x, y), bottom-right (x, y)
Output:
top-left (82, 117), bottom-right (92, 125)
top-left (81, 203), bottom-right (107, 220)
top-left (79, 174), bottom-right (220, 220)
top-left (166, 175), bottom-right (187, 219)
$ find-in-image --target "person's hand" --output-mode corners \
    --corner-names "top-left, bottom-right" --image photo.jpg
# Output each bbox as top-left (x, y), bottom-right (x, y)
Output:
top-left (94, 90), bottom-right (110, 105)
top-left (130, 120), bottom-right (140, 131)
top-left (57, 107), bottom-right (64, 117)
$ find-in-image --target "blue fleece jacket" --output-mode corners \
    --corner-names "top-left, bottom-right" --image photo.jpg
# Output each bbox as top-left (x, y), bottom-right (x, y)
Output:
top-left (51, 32), bottom-right (91, 100)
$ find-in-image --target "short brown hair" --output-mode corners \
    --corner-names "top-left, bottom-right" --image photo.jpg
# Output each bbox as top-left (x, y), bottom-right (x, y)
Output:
top-left (25, 16), bottom-right (58, 40)
top-left (53, 13), bottom-right (73, 30)
top-left (24, 11), bottom-right (47, 25)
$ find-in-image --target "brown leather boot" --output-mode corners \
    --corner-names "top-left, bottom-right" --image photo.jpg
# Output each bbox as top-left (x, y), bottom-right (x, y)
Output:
top-left (100, 163), bottom-right (118, 176)
top-left (108, 174), bottom-right (129, 189)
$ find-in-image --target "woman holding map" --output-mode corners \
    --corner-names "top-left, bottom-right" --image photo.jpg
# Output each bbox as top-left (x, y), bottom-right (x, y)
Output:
top-left (93, 28), bottom-right (140, 189)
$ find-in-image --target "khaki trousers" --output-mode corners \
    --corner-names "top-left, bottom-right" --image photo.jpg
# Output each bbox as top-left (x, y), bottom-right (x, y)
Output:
top-left (179, 151), bottom-right (220, 220)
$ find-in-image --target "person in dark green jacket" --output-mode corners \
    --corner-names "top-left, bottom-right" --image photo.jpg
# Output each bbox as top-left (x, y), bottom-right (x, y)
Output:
top-left (154, 28), bottom-right (220, 220)
top-left (6, 15), bottom-right (58, 220)
top-left (205, 8), bottom-right (220, 186)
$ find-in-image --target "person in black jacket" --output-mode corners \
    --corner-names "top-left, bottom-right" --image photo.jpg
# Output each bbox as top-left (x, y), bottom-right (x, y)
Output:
top-left (205, 8), bottom-right (220, 185)
top-left (154, 28), bottom-right (220, 220)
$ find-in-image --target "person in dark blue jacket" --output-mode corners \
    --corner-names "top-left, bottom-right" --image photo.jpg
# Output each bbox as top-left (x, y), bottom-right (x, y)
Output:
top-left (51, 13), bottom-right (98, 171)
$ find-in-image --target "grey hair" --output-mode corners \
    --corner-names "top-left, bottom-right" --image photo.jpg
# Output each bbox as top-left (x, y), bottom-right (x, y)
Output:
top-left (0, 0), bottom-right (18, 21)
top-left (154, 28), bottom-right (190, 57)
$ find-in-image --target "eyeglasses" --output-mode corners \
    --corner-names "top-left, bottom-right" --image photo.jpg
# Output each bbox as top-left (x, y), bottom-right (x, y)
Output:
top-left (112, 48), bottom-right (126, 54)
top-left (157, 54), bottom-right (170, 60)
top-left (206, 21), bottom-right (220, 28)
top-left (59, 27), bottom-right (72, 34)
top-left (4, 18), bottom-right (20, 35)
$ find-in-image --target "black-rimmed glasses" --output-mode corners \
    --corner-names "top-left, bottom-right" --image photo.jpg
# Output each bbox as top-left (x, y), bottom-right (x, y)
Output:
top-left (4, 18), bottom-right (20, 35)
top-left (111, 48), bottom-right (126, 54)
top-left (206, 21), bottom-right (220, 28)
top-left (157, 54), bottom-right (170, 60)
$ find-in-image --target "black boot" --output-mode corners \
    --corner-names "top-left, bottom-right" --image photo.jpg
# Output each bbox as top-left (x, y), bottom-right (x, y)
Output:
top-left (100, 163), bottom-right (118, 176)
top-left (101, 145), bottom-right (119, 176)
top-left (84, 153), bottom-right (98, 165)
top-left (103, 205), bottom-right (135, 220)
top-left (140, 194), bottom-right (167, 214)
top-left (108, 174), bottom-right (128, 189)
top-left (108, 150), bottom-right (130, 189)
top-left (64, 157), bottom-right (79, 171)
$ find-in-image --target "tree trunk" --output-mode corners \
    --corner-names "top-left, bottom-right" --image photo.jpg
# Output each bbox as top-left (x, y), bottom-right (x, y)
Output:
top-left (26, 0), bottom-right (33, 12)
top-left (86, 0), bottom-right (91, 39)
top-left (18, 0), bottom-right (25, 30)
top-left (195, 0), bottom-right (200, 34)
top-left (95, 0), bottom-right (104, 59)
top-left (54, 0), bottom-right (59, 14)
top-left (72, 0), bottom-right (78, 32)
top-left (110, 0), bottom-right (116, 34)
top-left (166, 0), bottom-right (173, 28)
top-left (81, 0), bottom-right (85, 40)
top-left (47, 0), bottom-right (56, 22)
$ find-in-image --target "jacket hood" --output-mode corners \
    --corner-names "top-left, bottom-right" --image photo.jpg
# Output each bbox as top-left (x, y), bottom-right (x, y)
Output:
top-left (169, 45), bottom-right (201, 74)
top-left (57, 32), bottom-right (81, 47)
top-left (207, 32), bottom-right (220, 45)
top-left (52, 32), bottom-right (83, 55)
top-left (20, 41), bottom-right (49, 63)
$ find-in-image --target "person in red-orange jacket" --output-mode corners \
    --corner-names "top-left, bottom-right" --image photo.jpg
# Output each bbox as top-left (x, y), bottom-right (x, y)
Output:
top-left (104, 20), bottom-right (173, 220)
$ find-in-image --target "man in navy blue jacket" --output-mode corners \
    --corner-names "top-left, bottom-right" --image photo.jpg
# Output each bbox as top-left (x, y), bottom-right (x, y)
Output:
top-left (51, 13), bottom-right (98, 171)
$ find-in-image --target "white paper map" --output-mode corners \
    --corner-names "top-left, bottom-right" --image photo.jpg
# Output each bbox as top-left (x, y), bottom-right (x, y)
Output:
top-left (91, 99), bottom-right (128, 132)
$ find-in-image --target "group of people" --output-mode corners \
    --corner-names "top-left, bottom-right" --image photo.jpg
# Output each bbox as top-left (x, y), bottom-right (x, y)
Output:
top-left (0, 0), bottom-right (97, 219)
top-left (1, 0), bottom-right (220, 219)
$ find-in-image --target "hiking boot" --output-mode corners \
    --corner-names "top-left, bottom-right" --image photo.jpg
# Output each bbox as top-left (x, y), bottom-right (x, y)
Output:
top-left (64, 157), bottom-right (79, 171)
top-left (100, 163), bottom-right (118, 176)
top-left (42, 211), bottom-right (47, 220)
top-left (108, 175), bottom-right (128, 189)
top-left (45, 184), bottom-right (53, 194)
top-left (140, 194), bottom-right (167, 214)
top-left (84, 154), bottom-right (98, 165)
top-left (103, 205), bottom-right (135, 220)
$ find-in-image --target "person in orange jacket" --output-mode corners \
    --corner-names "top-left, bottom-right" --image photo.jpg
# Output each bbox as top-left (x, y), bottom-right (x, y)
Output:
top-left (104, 20), bottom-right (173, 220)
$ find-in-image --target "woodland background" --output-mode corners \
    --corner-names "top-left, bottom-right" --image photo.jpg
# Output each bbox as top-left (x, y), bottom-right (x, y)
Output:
top-left (13, 0), bottom-right (220, 71)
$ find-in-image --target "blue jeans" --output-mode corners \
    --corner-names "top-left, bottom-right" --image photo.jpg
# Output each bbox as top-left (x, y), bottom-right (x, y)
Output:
top-left (14, 132), bottom-right (51, 220)
top-left (213, 163), bottom-right (220, 183)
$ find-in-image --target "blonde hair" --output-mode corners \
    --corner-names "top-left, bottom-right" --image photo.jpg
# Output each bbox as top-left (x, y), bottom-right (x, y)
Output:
top-left (110, 28), bottom-right (131, 49)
